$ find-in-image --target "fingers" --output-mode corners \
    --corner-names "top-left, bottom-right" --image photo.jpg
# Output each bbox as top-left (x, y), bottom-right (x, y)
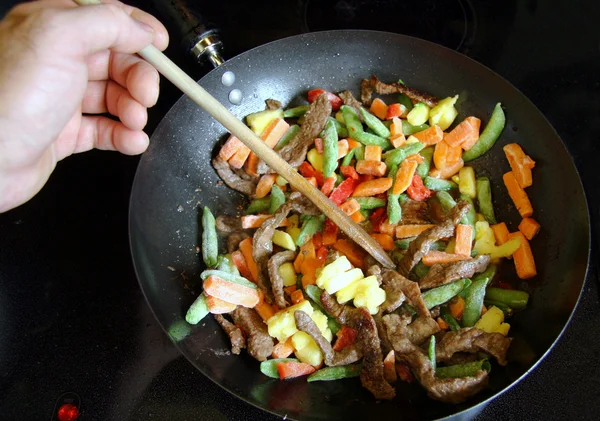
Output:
top-left (75, 115), bottom-right (150, 155)
top-left (83, 81), bottom-right (148, 131)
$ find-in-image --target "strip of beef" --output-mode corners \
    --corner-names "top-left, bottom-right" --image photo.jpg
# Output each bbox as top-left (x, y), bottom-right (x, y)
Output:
top-left (401, 199), bottom-right (431, 224)
top-left (257, 93), bottom-right (331, 174)
top-left (360, 75), bottom-right (439, 108)
top-left (231, 307), bottom-right (274, 362)
top-left (374, 313), bottom-right (393, 356)
top-left (381, 269), bottom-right (428, 317)
top-left (214, 314), bottom-right (246, 355)
top-left (367, 265), bottom-right (383, 285)
top-left (227, 231), bottom-right (250, 254)
top-left (420, 255), bottom-right (491, 289)
top-left (212, 157), bottom-right (257, 196)
top-left (337, 90), bottom-right (364, 121)
top-left (265, 99), bottom-right (282, 110)
top-left (325, 249), bottom-right (343, 265)
top-left (231, 165), bottom-right (257, 182)
top-left (398, 200), bottom-right (471, 277)
top-left (435, 327), bottom-right (512, 366)
top-left (268, 250), bottom-right (296, 308)
top-left (382, 313), bottom-right (440, 347)
top-left (216, 215), bottom-right (244, 233)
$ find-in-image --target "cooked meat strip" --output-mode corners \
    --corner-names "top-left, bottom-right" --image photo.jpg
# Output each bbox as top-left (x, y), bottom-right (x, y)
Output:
top-left (325, 249), bottom-right (343, 265)
top-left (231, 307), bottom-right (274, 362)
top-left (337, 90), bottom-right (364, 121)
top-left (265, 99), bottom-right (282, 110)
top-left (420, 255), bottom-right (491, 289)
top-left (214, 314), bottom-right (245, 355)
top-left (382, 313), bottom-right (440, 347)
top-left (367, 265), bottom-right (383, 285)
top-left (227, 231), bottom-right (250, 254)
top-left (374, 313), bottom-right (393, 356)
top-left (381, 269), bottom-right (428, 317)
top-left (216, 215), bottom-right (244, 233)
top-left (442, 352), bottom-right (479, 366)
top-left (212, 157), bottom-right (257, 196)
top-left (288, 192), bottom-right (321, 215)
top-left (360, 75), bottom-right (439, 108)
top-left (231, 165), bottom-right (257, 182)
top-left (435, 327), bottom-right (512, 366)
top-left (428, 198), bottom-right (447, 224)
top-left (320, 289), bottom-right (348, 322)
top-left (401, 199), bottom-right (431, 224)
top-left (257, 93), bottom-right (331, 174)
top-left (398, 200), bottom-right (471, 277)
top-left (429, 306), bottom-right (441, 319)
top-left (268, 250), bottom-right (296, 308)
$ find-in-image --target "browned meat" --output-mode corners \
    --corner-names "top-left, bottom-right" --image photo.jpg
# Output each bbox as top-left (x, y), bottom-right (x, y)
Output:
top-left (428, 198), bottom-right (446, 224)
top-left (325, 249), bottom-right (343, 265)
top-left (380, 276), bottom-right (406, 313)
top-left (429, 306), bottom-right (441, 319)
top-left (398, 201), bottom-right (471, 277)
top-left (420, 255), bottom-right (491, 289)
top-left (337, 90), bottom-right (363, 120)
top-left (268, 250), bottom-right (296, 308)
top-left (212, 157), bottom-right (257, 196)
top-left (382, 313), bottom-right (440, 347)
top-left (320, 289), bottom-right (348, 322)
top-left (401, 199), bottom-right (431, 224)
top-left (360, 75), bottom-right (439, 108)
top-left (367, 265), bottom-right (383, 285)
top-left (231, 307), bottom-right (274, 362)
top-left (442, 352), bottom-right (479, 366)
top-left (214, 314), bottom-right (245, 355)
top-left (436, 327), bottom-right (512, 366)
top-left (288, 192), bottom-right (321, 215)
top-left (374, 313), bottom-right (393, 356)
top-left (216, 215), bottom-right (244, 233)
top-left (231, 165), bottom-right (257, 182)
top-left (381, 269), bottom-right (428, 317)
top-left (227, 231), bottom-right (250, 254)
top-left (265, 99), bottom-right (282, 110)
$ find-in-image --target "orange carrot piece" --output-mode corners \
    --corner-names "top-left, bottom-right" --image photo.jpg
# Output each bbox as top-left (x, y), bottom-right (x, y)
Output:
top-left (241, 214), bottom-right (289, 229)
top-left (351, 177), bottom-right (393, 197)
top-left (383, 350), bottom-right (397, 383)
top-left (503, 171), bottom-right (533, 218)
top-left (277, 361), bottom-right (316, 379)
top-left (349, 210), bottom-right (366, 223)
top-left (509, 231), bottom-right (537, 279)
top-left (228, 144), bottom-right (252, 169)
top-left (272, 338), bottom-right (295, 359)
top-left (347, 138), bottom-right (361, 149)
top-left (369, 98), bottom-right (389, 120)
top-left (340, 198), bottom-right (361, 215)
top-left (390, 117), bottom-right (403, 136)
top-left (203, 275), bottom-right (260, 308)
top-left (337, 139), bottom-right (349, 159)
top-left (393, 159), bottom-right (419, 195)
top-left (255, 174), bottom-right (278, 199)
top-left (371, 233), bottom-right (395, 251)
top-left (283, 285), bottom-right (297, 296)
top-left (449, 296), bottom-right (465, 319)
top-left (504, 143), bottom-right (535, 188)
top-left (355, 160), bottom-right (387, 177)
top-left (290, 289), bottom-right (305, 305)
top-left (491, 222), bottom-right (510, 245)
top-left (379, 220), bottom-right (398, 236)
top-left (437, 317), bottom-right (449, 331)
top-left (396, 363), bottom-right (416, 383)
top-left (404, 153), bottom-right (425, 164)
top-left (446, 142), bottom-right (463, 166)
top-left (333, 239), bottom-right (366, 268)
top-left (206, 295), bottom-right (238, 314)
top-left (293, 252), bottom-right (304, 273)
top-left (239, 238), bottom-right (259, 283)
top-left (395, 224), bottom-right (435, 239)
top-left (231, 250), bottom-right (253, 281)
top-left (218, 134), bottom-right (244, 161)
top-left (519, 217), bottom-right (541, 240)
top-left (454, 224), bottom-right (473, 257)
top-left (333, 326), bottom-right (358, 351)
top-left (433, 139), bottom-right (450, 170)
top-left (422, 251), bottom-right (470, 266)
top-left (390, 133), bottom-right (407, 148)
top-left (429, 158), bottom-right (464, 179)
top-left (300, 239), bottom-right (316, 260)
top-left (321, 176), bottom-right (336, 196)
top-left (445, 116), bottom-right (481, 148)
top-left (322, 221), bottom-right (338, 246)
top-left (306, 176), bottom-right (318, 189)
top-left (301, 257), bottom-right (322, 288)
top-left (364, 145), bottom-right (382, 162)
top-left (412, 125), bottom-right (444, 145)
top-left (244, 118), bottom-right (290, 176)
top-left (255, 301), bottom-right (277, 321)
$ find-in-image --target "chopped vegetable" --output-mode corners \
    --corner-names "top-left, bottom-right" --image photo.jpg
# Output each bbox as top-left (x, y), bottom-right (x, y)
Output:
top-left (329, 177), bottom-right (358, 205)
top-left (245, 118), bottom-right (290, 176)
top-left (476, 177), bottom-right (497, 224)
top-left (340, 198), bottom-right (361, 216)
top-left (360, 107), bottom-right (391, 138)
top-left (396, 224), bottom-right (435, 239)
top-left (429, 158), bottom-right (464, 179)
top-left (491, 222), bottom-right (510, 245)
top-left (422, 250), bottom-right (470, 266)
top-left (185, 293), bottom-right (209, 324)
top-left (474, 306), bottom-right (510, 335)
top-left (239, 238), bottom-right (259, 283)
top-left (428, 335), bottom-right (437, 370)
top-left (518, 217), bottom-right (541, 240)
top-left (202, 206), bottom-right (218, 268)
top-left (255, 174), bottom-right (278, 199)
top-left (422, 278), bottom-right (471, 309)
top-left (352, 177), bottom-right (393, 197)
top-left (458, 166), bottom-right (476, 199)
top-left (269, 184), bottom-right (286, 213)
top-left (449, 296), bottom-right (465, 319)
top-left (356, 160), bottom-right (387, 177)
top-left (445, 116), bottom-right (481, 148)
top-left (503, 171), bottom-right (533, 218)
top-left (407, 102), bottom-right (430, 126)
top-left (503, 143), bottom-right (535, 188)
top-left (296, 215), bottom-right (325, 247)
top-left (369, 98), bottom-right (389, 120)
top-left (384, 142), bottom-right (425, 168)
top-left (340, 105), bottom-right (363, 135)
top-left (322, 219), bottom-right (339, 246)
top-left (406, 174), bottom-right (433, 201)
top-left (353, 130), bottom-right (392, 150)
top-left (333, 326), bottom-right (358, 351)
top-left (333, 239), bottom-right (366, 268)
top-left (203, 275), bottom-right (260, 307)
top-left (308, 89), bottom-right (343, 111)
top-left (322, 119), bottom-right (338, 178)
top-left (436, 360), bottom-right (491, 379)
top-left (428, 95), bottom-right (458, 130)
top-left (416, 147), bottom-right (434, 178)
top-left (436, 191), bottom-right (456, 211)
top-left (241, 214), bottom-right (289, 229)
top-left (336, 275), bottom-right (386, 314)
top-left (383, 350), bottom-right (397, 383)
top-left (371, 233), bottom-right (395, 251)
top-left (245, 196), bottom-right (271, 214)
top-left (307, 364), bottom-right (362, 382)
top-left (206, 295), bottom-right (238, 314)
top-left (283, 105), bottom-right (309, 118)
top-left (218, 134), bottom-right (244, 161)
top-left (272, 338), bottom-right (295, 359)
top-left (508, 231), bottom-right (537, 279)
top-left (275, 124), bottom-right (300, 150)
top-left (485, 287), bottom-right (529, 310)
top-left (260, 358), bottom-right (299, 378)
top-left (412, 125), bottom-right (443, 145)
top-left (461, 276), bottom-right (489, 327)
top-left (462, 103), bottom-right (505, 161)
top-left (423, 176), bottom-right (457, 191)
top-left (454, 224), bottom-right (473, 257)
top-left (393, 159), bottom-right (419, 195)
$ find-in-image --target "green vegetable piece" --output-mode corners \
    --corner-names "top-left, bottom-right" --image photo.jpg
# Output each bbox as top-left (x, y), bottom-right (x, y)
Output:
top-left (307, 364), bottom-right (362, 382)
top-left (436, 360), bottom-right (491, 379)
top-left (459, 194), bottom-right (477, 239)
top-left (354, 145), bottom-right (365, 161)
top-left (463, 103), bottom-right (505, 161)
top-left (424, 176), bottom-right (458, 191)
top-left (185, 294), bottom-right (209, 324)
top-left (472, 264), bottom-right (497, 285)
top-left (413, 260), bottom-right (431, 278)
top-left (245, 197), bottom-right (271, 214)
top-left (391, 249), bottom-right (405, 265)
top-left (397, 93), bottom-right (414, 112)
top-left (296, 215), bottom-right (325, 247)
top-left (384, 142), bottom-right (425, 167)
top-left (340, 105), bottom-right (363, 135)
top-left (436, 191), bottom-right (457, 211)
top-left (322, 119), bottom-right (339, 178)
top-left (168, 319), bottom-right (192, 342)
top-left (387, 164), bottom-right (402, 224)
top-left (352, 131), bottom-right (393, 150)
top-left (260, 358), bottom-right (299, 378)
top-left (275, 124), bottom-right (300, 150)
top-left (476, 177), bottom-right (497, 224)
top-left (335, 174), bottom-right (344, 186)
top-left (440, 308), bottom-right (461, 331)
top-left (402, 303), bottom-right (417, 316)
top-left (216, 255), bottom-right (239, 275)
top-left (283, 105), bottom-right (309, 118)
top-left (428, 335), bottom-right (437, 370)
top-left (355, 197), bottom-right (386, 209)
top-left (462, 275), bottom-right (492, 327)
top-left (430, 240), bottom-right (447, 251)
top-left (484, 300), bottom-right (513, 317)
top-left (395, 238), bottom-right (413, 250)
top-left (320, 117), bottom-right (349, 139)
top-left (360, 107), bottom-right (391, 138)
top-left (485, 288), bottom-right (529, 310)
top-left (269, 185), bottom-right (286, 214)
top-left (416, 147), bottom-right (434, 178)
top-left (422, 278), bottom-right (471, 309)
top-left (402, 120), bottom-right (430, 135)
top-left (200, 269), bottom-right (258, 289)
top-left (202, 206), bottom-right (218, 268)
top-left (305, 285), bottom-right (342, 333)
top-left (341, 148), bottom-right (356, 167)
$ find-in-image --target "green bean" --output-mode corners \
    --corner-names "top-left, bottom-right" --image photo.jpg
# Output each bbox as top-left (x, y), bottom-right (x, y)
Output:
top-left (283, 105), bottom-right (309, 118)
top-left (336, 174), bottom-right (344, 186)
top-left (416, 147), bottom-right (434, 178)
top-left (463, 103), bottom-right (505, 161)
top-left (457, 279), bottom-right (473, 298)
top-left (322, 119), bottom-right (338, 178)
top-left (185, 293), bottom-right (209, 324)
top-left (352, 131), bottom-right (393, 150)
top-left (274, 124), bottom-right (300, 150)
top-left (305, 284), bottom-right (341, 333)
top-left (168, 319), bottom-right (192, 342)
top-left (341, 148), bottom-right (356, 167)
top-left (245, 196), bottom-right (271, 214)
top-left (216, 255), bottom-right (239, 275)
top-left (355, 197), bottom-right (386, 209)
top-left (360, 107), bottom-right (391, 138)
top-left (472, 264), bottom-right (497, 284)
top-left (397, 93), bottom-right (414, 112)
top-left (269, 185), bottom-right (285, 214)
top-left (307, 364), bottom-right (362, 382)
top-left (436, 191), bottom-right (457, 211)
top-left (476, 177), bottom-right (497, 224)
top-left (428, 335), bottom-right (436, 370)
top-left (200, 269), bottom-right (258, 289)
top-left (441, 307), bottom-right (461, 331)
top-left (459, 194), bottom-right (477, 239)
top-left (425, 176), bottom-right (458, 191)
top-left (384, 142), bottom-right (425, 167)
top-left (202, 206), bottom-right (218, 267)
top-left (395, 238), bottom-right (413, 250)
top-left (402, 303), bottom-right (417, 316)
top-left (296, 215), bottom-right (325, 247)
top-left (354, 145), bottom-right (365, 161)
top-left (413, 260), bottom-right (430, 278)
top-left (485, 288), bottom-right (529, 310)
top-left (387, 164), bottom-right (402, 224)
top-left (340, 105), bottom-right (363, 135)
top-left (402, 121), bottom-right (430, 135)
top-left (359, 208), bottom-right (372, 218)
top-left (328, 117), bottom-right (349, 138)
top-left (260, 358), bottom-right (299, 378)
top-left (422, 278), bottom-right (471, 309)
top-left (484, 300), bottom-right (513, 317)
top-left (436, 360), bottom-right (491, 379)
top-left (462, 277), bottom-right (489, 327)
top-left (399, 193), bottom-right (409, 205)
top-left (391, 249), bottom-right (405, 265)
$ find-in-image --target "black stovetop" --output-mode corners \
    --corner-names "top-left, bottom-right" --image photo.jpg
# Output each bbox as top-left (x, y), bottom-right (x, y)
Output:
top-left (0, 1), bottom-right (599, 420)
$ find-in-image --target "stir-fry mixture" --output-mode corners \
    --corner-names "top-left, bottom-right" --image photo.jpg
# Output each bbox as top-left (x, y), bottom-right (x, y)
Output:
top-left (186, 76), bottom-right (539, 403)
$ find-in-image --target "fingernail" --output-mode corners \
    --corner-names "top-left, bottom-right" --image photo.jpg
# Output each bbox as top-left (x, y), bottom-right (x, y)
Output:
top-left (137, 20), bottom-right (155, 34)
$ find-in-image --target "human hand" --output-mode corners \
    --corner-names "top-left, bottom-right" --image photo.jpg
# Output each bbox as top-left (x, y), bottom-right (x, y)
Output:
top-left (0, 0), bottom-right (169, 212)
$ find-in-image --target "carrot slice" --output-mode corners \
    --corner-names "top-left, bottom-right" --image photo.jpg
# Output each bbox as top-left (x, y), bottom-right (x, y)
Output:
top-left (306, 176), bottom-right (318, 188)
top-left (351, 177), bottom-right (393, 197)
top-left (255, 301), bottom-right (277, 321)
top-left (231, 250), bottom-right (253, 281)
top-left (429, 158), bottom-right (464, 179)
top-left (503, 171), bottom-right (533, 218)
top-left (277, 361), bottom-right (316, 379)
top-left (383, 350), bottom-right (397, 383)
top-left (301, 257), bottom-right (322, 288)
top-left (412, 125), bottom-right (444, 145)
top-left (300, 239), bottom-right (316, 260)
top-left (218, 134), bottom-right (244, 161)
top-left (393, 159), bottom-right (419, 195)
top-left (436, 317), bottom-right (449, 331)
top-left (321, 176), bottom-right (336, 196)
top-left (272, 338), bottom-right (295, 359)
top-left (454, 224), bottom-right (473, 256)
top-left (390, 117), bottom-right (403, 136)
top-left (255, 174), bottom-right (278, 199)
top-left (290, 289), bottom-right (305, 304)
top-left (371, 233), bottom-right (395, 251)
top-left (364, 145), bottom-right (382, 162)
top-left (340, 198), bottom-right (361, 215)
top-left (518, 217), bottom-right (541, 240)
top-left (449, 296), bottom-right (465, 319)
top-left (206, 295), bottom-right (238, 314)
top-left (396, 363), bottom-right (415, 383)
top-left (241, 214), bottom-right (289, 229)
top-left (369, 98), bottom-right (388, 120)
top-left (350, 210), bottom-right (366, 223)
top-left (433, 139), bottom-right (450, 170)
top-left (347, 138), bottom-right (361, 149)
top-left (322, 219), bottom-right (339, 246)
top-left (228, 144), bottom-right (252, 169)
top-left (445, 116), bottom-right (481, 148)
top-left (203, 275), bottom-right (260, 308)
top-left (245, 118), bottom-right (290, 176)
top-left (355, 160), bottom-right (387, 177)
top-left (504, 143), bottom-right (535, 188)
top-left (491, 222), bottom-right (510, 245)
top-left (404, 153), bottom-right (425, 164)
top-left (422, 251), bottom-right (470, 266)
top-left (293, 252), bottom-right (304, 273)
top-left (509, 231), bottom-right (537, 279)
top-left (283, 285), bottom-right (297, 296)
top-left (333, 239), bottom-right (366, 268)
top-left (395, 224), bottom-right (435, 239)
top-left (314, 137), bottom-right (324, 154)
top-left (239, 238), bottom-right (259, 283)
top-left (378, 220), bottom-right (398, 236)
top-left (446, 142), bottom-right (463, 166)
top-left (337, 139), bottom-right (349, 159)
top-left (390, 134), bottom-right (407, 148)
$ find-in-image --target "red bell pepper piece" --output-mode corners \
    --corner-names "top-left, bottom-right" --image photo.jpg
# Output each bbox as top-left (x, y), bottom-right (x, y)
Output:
top-left (322, 219), bottom-right (338, 246)
top-left (321, 176), bottom-right (336, 196)
top-left (407, 174), bottom-right (433, 201)
top-left (329, 178), bottom-right (358, 205)
top-left (298, 161), bottom-right (324, 186)
top-left (396, 362), bottom-right (416, 384)
top-left (312, 232), bottom-right (323, 250)
top-left (369, 207), bottom-right (386, 223)
top-left (340, 165), bottom-right (359, 180)
top-left (314, 137), bottom-right (324, 154)
top-left (385, 103), bottom-right (408, 120)
top-left (333, 326), bottom-right (358, 351)
top-left (496, 282), bottom-right (514, 290)
top-left (371, 209), bottom-right (388, 233)
top-left (359, 173), bottom-right (374, 183)
top-left (277, 361), bottom-right (316, 379)
top-left (316, 246), bottom-right (328, 262)
top-left (307, 89), bottom-right (343, 112)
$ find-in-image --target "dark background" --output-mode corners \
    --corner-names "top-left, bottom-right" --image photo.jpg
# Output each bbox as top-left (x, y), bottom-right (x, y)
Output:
top-left (0, 0), bottom-right (599, 420)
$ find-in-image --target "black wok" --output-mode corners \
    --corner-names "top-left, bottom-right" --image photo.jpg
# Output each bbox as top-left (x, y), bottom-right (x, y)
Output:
top-left (129, 31), bottom-right (589, 420)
